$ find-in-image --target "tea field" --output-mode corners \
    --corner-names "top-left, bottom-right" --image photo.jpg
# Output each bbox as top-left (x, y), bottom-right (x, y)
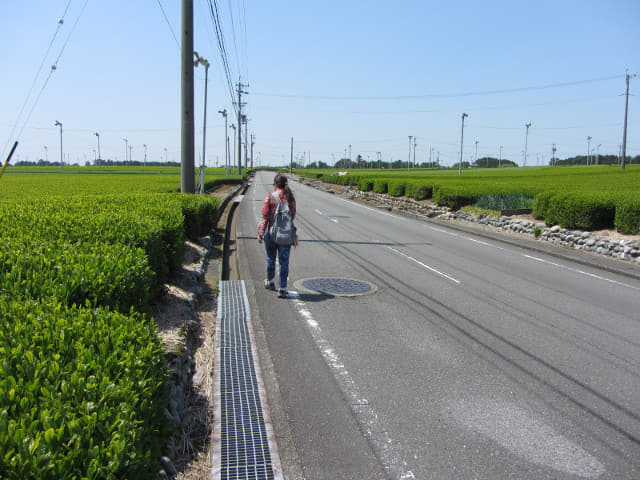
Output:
top-left (0, 166), bottom-right (244, 479)
top-left (298, 165), bottom-right (640, 233)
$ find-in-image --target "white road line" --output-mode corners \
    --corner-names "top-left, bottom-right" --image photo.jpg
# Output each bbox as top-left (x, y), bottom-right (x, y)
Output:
top-left (333, 194), bottom-right (398, 218)
top-left (522, 254), bottom-right (640, 290)
top-left (429, 226), bottom-right (459, 236)
top-left (315, 209), bottom-right (339, 223)
top-left (293, 300), bottom-right (415, 480)
top-left (386, 246), bottom-right (461, 284)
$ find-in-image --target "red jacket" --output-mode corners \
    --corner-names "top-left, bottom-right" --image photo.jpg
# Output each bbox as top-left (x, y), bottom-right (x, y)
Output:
top-left (258, 189), bottom-right (297, 238)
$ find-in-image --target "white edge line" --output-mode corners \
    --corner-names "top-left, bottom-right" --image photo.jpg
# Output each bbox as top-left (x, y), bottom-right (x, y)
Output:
top-left (293, 300), bottom-right (415, 480)
top-left (387, 245), bottom-right (461, 284)
top-left (522, 254), bottom-right (639, 290)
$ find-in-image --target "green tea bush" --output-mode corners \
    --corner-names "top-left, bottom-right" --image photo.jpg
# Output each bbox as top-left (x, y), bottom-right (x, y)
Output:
top-left (178, 194), bottom-right (221, 241)
top-left (532, 191), bottom-right (554, 220)
top-left (614, 197), bottom-right (640, 234)
top-left (0, 298), bottom-right (170, 480)
top-left (373, 179), bottom-right (388, 193)
top-left (0, 240), bottom-right (154, 314)
top-left (432, 186), bottom-right (478, 210)
top-left (406, 181), bottom-right (433, 201)
top-left (540, 192), bottom-right (616, 230)
top-left (357, 178), bottom-right (374, 192)
top-left (387, 180), bottom-right (407, 197)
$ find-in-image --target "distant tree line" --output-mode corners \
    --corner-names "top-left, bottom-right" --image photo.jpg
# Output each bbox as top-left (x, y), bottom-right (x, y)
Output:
top-left (14, 159), bottom-right (180, 168)
top-left (550, 154), bottom-right (640, 166)
top-left (294, 153), bottom-right (640, 169)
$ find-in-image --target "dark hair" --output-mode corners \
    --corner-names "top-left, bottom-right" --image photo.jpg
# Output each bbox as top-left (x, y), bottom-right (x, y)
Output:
top-left (274, 173), bottom-right (294, 203)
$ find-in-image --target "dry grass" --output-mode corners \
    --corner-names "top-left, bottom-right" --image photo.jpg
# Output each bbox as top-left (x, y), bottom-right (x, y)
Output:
top-left (153, 238), bottom-right (219, 479)
top-left (174, 310), bottom-right (216, 479)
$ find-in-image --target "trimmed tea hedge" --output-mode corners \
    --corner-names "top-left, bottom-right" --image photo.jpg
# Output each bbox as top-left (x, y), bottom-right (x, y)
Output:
top-left (0, 167), bottom-right (235, 477)
top-left (0, 298), bottom-right (170, 480)
top-left (534, 192), bottom-right (616, 231)
top-left (614, 197), bottom-right (640, 234)
top-left (305, 166), bottom-right (640, 233)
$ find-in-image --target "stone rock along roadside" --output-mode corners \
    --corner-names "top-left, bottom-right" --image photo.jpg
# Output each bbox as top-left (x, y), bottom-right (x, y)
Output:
top-left (295, 175), bottom-right (640, 268)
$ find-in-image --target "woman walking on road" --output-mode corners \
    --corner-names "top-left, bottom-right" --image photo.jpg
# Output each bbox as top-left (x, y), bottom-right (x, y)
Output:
top-left (258, 173), bottom-right (298, 298)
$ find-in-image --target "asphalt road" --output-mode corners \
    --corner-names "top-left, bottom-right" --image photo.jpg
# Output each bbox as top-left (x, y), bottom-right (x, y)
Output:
top-left (236, 170), bottom-right (640, 480)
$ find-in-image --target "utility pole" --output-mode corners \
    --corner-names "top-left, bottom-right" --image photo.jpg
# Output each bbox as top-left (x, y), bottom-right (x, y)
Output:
top-left (123, 138), bottom-right (128, 162)
top-left (181, 0), bottom-right (195, 192)
top-left (243, 114), bottom-right (248, 170)
top-left (621, 70), bottom-right (636, 169)
top-left (587, 136), bottom-right (592, 166)
top-left (94, 132), bottom-right (100, 163)
top-left (596, 144), bottom-right (601, 165)
top-left (474, 140), bottom-right (479, 165)
top-left (290, 137), bottom-right (293, 174)
top-left (143, 144), bottom-right (147, 166)
top-left (218, 109), bottom-right (228, 171)
top-left (250, 134), bottom-right (255, 168)
top-left (524, 122), bottom-right (531, 167)
top-left (413, 137), bottom-right (417, 167)
top-left (230, 124), bottom-right (236, 170)
top-left (552, 144), bottom-right (557, 166)
top-left (408, 136), bottom-right (412, 171)
top-left (55, 120), bottom-right (63, 169)
top-left (44, 145), bottom-right (48, 162)
top-left (499, 145), bottom-right (503, 167)
top-left (459, 113), bottom-right (467, 176)
top-left (236, 81), bottom-right (248, 175)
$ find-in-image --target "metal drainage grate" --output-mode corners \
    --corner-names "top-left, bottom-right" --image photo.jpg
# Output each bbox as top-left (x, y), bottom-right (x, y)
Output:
top-left (212, 280), bottom-right (283, 480)
top-left (298, 277), bottom-right (375, 296)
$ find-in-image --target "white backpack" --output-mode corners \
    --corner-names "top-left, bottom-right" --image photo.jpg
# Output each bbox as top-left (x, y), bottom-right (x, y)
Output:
top-left (269, 192), bottom-right (296, 246)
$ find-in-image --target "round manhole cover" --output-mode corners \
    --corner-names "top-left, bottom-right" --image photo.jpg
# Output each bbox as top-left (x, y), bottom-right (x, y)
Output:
top-left (295, 277), bottom-right (377, 297)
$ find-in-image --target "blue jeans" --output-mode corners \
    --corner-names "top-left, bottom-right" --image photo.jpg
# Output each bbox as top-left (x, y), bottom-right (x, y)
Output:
top-left (264, 232), bottom-right (291, 289)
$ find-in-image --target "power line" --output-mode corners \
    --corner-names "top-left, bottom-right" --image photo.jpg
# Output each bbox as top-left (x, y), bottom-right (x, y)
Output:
top-left (206, 0), bottom-right (237, 112)
top-left (155, 0), bottom-right (180, 49)
top-left (2, 0), bottom-right (73, 159)
top-left (2, 0), bottom-right (89, 160)
top-left (252, 75), bottom-right (624, 100)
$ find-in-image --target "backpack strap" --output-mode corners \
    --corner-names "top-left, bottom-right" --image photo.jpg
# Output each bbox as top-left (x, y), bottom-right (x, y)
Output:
top-left (272, 191), bottom-right (289, 211)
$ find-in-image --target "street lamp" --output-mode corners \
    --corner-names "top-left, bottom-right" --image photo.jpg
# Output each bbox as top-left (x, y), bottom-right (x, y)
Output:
top-left (194, 51), bottom-right (210, 192)
top-left (524, 123), bottom-right (531, 167)
top-left (459, 113), bottom-right (468, 176)
top-left (54, 120), bottom-right (63, 168)
top-left (230, 124), bottom-right (236, 169)
top-left (94, 132), bottom-right (101, 162)
top-left (218, 109), bottom-right (228, 172)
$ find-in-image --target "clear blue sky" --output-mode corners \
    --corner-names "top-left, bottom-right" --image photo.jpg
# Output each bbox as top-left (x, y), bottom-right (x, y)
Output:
top-left (1, 0), bottom-right (638, 168)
